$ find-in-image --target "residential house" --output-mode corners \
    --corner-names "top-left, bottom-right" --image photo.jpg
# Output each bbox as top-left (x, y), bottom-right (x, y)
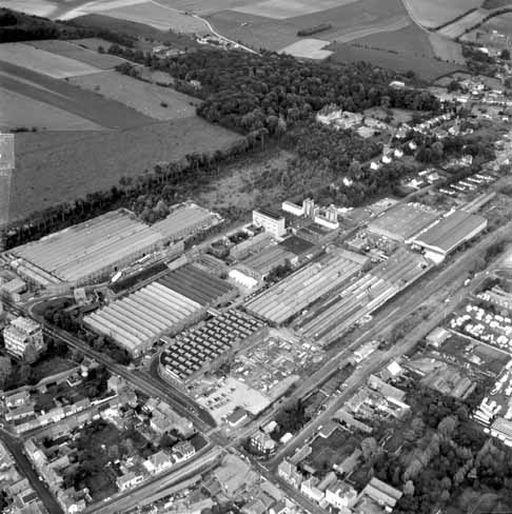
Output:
top-left (277, 460), bottom-right (302, 488)
top-left (116, 471), bottom-right (144, 492)
top-left (172, 441), bottom-right (195, 463)
top-left (325, 480), bottom-right (357, 510)
top-left (359, 477), bottom-right (403, 512)
top-left (300, 477), bottom-right (324, 503)
top-left (143, 450), bottom-right (173, 475)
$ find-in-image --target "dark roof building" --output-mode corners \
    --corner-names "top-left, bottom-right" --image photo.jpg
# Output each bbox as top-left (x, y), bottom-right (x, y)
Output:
top-left (158, 264), bottom-right (237, 306)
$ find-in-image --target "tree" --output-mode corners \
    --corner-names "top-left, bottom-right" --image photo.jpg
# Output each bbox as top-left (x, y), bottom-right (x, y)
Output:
top-left (403, 480), bottom-right (415, 496)
top-left (501, 49), bottom-right (510, 60)
top-left (438, 416), bottom-right (458, 439)
top-left (361, 437), bottom-right (378, 461)
top-left (0, 357), bottom-right (12, 387)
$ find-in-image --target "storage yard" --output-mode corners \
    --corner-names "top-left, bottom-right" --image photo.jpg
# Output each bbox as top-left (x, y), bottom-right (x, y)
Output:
top-left (297, 248), bottom-right (432, 345)
top-left (84, 281), bottom-right (205, 357)
top-left (229, 330), bottom-right (323, 400)
top-left (412, 210), bottom-right (488, 263)
top-left (245, 248), bottom-right (368, 324)
top-left (159, 309), bottom-right (265, 383)
top-left (158, 264), bottom-right (237, 307)
top-left (366, 202), bottom-right (440, 242)
top-left (7, 209), bottom-right (163, 286)
top-left (450, 303), bottom-right (512, 356)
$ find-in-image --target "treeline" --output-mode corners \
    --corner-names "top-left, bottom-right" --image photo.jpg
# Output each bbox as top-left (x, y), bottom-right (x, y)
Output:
top-left (5, 139), bottom-right (255, 249)
top-left (297, 23), bottom-right (332, 37)
top-left (0, 8), bottom-right (134, 46)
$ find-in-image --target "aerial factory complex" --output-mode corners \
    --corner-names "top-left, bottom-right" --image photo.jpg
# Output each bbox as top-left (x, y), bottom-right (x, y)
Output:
top-left (4, 2), bottom-right (512, 514)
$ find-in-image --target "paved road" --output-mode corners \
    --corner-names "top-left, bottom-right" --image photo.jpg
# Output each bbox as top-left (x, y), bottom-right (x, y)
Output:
top-left (86, 446), bottom-right (222, 514)
top-left (0, 430), bottom-right (64, 514)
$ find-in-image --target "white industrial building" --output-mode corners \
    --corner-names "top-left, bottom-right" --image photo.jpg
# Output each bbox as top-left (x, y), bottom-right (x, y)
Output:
top-left (3, 316), bottom-right (44, 361)
top-left (412, 210), bottom-right (488, 263)
top-left (7, 209), bottom-right (164, 287)
top-left (84, 282), bottom-right (204, 357)
top-left (252, 209), bottom-right (286, 238)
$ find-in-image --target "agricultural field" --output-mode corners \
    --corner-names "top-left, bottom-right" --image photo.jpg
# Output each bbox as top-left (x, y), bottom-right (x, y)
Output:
top-left (69, 70), bottom-right (199, 120)
top-left (97, 1), bottom-right (207, 33)
top-left (231, 0), bottom-right (359, 19)
top-left (404, 0), bottom-right (484, 29)
top-left (329, 23), bottom-right (464, 81)
top-left (9, 118), bottom-right (242, 221)
top-left (208, 0), bottom-right (409, 53)
top-left (429, 33), bottom-right (465, 63)
top-left (0, 87), bottom-right (104, 132)
top-left (26, 39), bottom-right (126, 69)
top-left (0, 61), bottom-right (152, 129)
top-left (0, 43), bottom-right (99, 78)
top-left (280, 39), bottom-right (333, 60)
top-left (437, 9), bottom-right (489, 39)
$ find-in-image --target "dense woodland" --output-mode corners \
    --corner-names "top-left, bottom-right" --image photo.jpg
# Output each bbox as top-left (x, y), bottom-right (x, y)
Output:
top-left (370, 387), bottom-right (512, 514)
top-left (0, 8), bottom-right (134, 45)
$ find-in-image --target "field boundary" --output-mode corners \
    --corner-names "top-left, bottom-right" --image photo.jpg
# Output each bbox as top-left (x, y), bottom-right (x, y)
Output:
top-left (432, 7), bottom-right (478, 31)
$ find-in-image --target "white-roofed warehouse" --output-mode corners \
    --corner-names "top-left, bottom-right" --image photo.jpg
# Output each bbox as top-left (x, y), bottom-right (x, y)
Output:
top-left (8, 209), bottom-right (164, 286)
top-left (412, 210), bottom-right (487, 263)
top-left (84, 282), bottom-right (205, 357)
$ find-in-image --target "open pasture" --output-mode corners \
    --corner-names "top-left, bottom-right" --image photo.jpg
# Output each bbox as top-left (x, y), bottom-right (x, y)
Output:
top-left (10, 117), bottom-right (243, 221)
top-left (232, 0), bottom-right (359, 20)
top-left (27, 39), bottom-right (126, 69)
top-left (404, 0), bottom-right (484, 29)
top-left (0, 87), bottom-right (104, 132)
top-left (98, 1), bottom-right (207, 33)
top-left (0, 61), bottom-right (153, 129)
top-left (0, 42), bottom-right (99, 78)
top-left (69, 70), bottom-right (198, 120)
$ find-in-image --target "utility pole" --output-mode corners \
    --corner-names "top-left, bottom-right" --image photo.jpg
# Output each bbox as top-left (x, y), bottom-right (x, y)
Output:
top-left (0, 133), bottom-right (14, 253)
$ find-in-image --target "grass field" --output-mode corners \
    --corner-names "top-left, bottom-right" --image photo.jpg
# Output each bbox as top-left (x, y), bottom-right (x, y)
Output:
top-left (232, 0), bottom-right (359, 20)
top-left (0, 61), bottom-right (153, 129)
top-left (69, 70), bottom-right (199, 120)
top-left (0, 43), bottom-right (100, 78)
top-left (429, 33), bottom-right (465, 63)
top-left (0, 87), bottom-right (104, 132)
top-left (10, 118), bottom-right (242, 221)
top-left (329, 40), bottom-right (462, 81)
top-left (26, 39), bottom-right (126, 69)
top-left (71, 13), bottom-right (199, 49)
top-left (100, 1), bottom-right (207, 33)
top-left (352, 23), bottom-right (435, 58)
top-left (280, 39), bottom-right (333, 59)
top-left (404, 0), bottom-right (484, 29)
